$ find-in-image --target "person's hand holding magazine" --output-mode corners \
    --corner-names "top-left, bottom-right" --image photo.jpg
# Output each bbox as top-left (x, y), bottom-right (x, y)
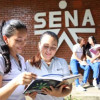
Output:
top-left (42, 84), bottom-right (72, 97)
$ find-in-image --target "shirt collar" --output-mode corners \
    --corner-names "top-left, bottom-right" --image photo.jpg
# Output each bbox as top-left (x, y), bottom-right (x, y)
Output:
top-left (41, 56), bottom-right (56, 63)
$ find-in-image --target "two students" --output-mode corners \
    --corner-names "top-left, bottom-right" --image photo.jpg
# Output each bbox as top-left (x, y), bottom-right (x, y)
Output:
top-left (70, 36), bottom-right (100, 91)
top-left (0, 19), bottom-right (72, 100)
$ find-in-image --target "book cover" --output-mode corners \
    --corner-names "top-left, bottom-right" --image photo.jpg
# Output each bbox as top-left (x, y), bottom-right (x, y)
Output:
top-left (89, 44), bottom-right (100, 55)
top-left (23, 74), bottom-right (80, 94)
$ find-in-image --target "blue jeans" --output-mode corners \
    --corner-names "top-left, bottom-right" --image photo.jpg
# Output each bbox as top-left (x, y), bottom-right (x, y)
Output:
top-left (70, 59), bottom-right (90, 86)
top-left (87, 60), bottom-right (100, 84)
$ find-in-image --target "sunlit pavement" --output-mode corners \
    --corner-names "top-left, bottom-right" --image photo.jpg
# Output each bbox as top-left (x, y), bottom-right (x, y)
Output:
top-left (65, 83), bottom-right (100, 100)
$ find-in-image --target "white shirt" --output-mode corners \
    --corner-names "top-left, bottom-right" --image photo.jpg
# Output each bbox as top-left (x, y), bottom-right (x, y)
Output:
top-left (0, 54), bottom-right (27, 100)
top-left (71, 43), bottom-right (83, 60)
top-left (26, 57), bottom-right (70, 100)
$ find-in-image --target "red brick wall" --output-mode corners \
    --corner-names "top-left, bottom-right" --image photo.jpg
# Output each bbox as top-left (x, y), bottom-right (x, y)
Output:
top-left (0, 0), bottom-right (100, 64)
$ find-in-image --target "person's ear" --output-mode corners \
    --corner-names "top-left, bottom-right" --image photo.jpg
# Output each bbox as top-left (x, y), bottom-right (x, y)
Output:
top-left (3, 35), bottom-right (8, 44)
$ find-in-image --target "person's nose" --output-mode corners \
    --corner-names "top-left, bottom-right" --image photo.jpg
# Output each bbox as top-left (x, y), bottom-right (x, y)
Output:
top-left (47, 47), bottom-right (52, 52)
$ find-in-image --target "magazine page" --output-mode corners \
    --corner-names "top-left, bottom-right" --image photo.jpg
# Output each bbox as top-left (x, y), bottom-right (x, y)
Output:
top-left (56, 74), bottom-right (81, 87)
top-left (23, 74), bottom-right (80, 94)
top-left (37, 74), bottom-right (63, 81)
top-left (62, 74), bottom-right (81, 80)
top-left (23, 78), bottom-right (61, 94)
top-left (89, 44), bottom-right (100, 55)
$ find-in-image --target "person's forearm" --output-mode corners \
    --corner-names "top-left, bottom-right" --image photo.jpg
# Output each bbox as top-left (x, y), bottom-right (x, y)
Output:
top-left (86, 55), bottom-right (91, 60)
top-left (93, 53), bottom-right (100, 60)
top-left (75, 57), bottom-right (81, 62)
top-left (74, 54), bottom-right (82, 62)
top-left (0, 78), bottom-right (19, 100)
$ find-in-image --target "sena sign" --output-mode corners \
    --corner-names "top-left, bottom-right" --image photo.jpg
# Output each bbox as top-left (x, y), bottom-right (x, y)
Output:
top-left (34, 1), bottom-right (95, 51)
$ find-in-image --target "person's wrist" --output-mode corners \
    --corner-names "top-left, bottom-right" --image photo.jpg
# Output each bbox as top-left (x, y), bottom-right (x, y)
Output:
top-left (12, 77), bottom-right (19, 86)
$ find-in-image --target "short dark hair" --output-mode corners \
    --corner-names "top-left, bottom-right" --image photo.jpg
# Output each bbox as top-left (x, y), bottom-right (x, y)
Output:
top-left (77, 37), bottom-right (83, 43)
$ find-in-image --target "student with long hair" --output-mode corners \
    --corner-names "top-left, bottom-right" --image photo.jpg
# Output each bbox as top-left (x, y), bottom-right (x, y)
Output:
top-left (0, 19), bottom-right (37, 100)
top-left (26, 31), bottom-right (72, 100)
top-left (70, 37), bottom-right (90, 91)
top-left (86, 36), bottom-right (100, 88)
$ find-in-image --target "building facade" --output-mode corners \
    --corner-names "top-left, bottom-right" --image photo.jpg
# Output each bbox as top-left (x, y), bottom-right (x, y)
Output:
top-left (0, 0), bottom-right (100, 64)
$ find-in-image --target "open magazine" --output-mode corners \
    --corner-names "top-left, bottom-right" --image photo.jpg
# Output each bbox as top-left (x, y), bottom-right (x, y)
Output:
top-left (89, 44), bottom-right (100, 55)
top-left (23, 74), bottom-right (80, 94)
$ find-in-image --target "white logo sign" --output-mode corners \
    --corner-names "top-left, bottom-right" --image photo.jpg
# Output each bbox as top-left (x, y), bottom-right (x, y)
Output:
top-left (34, 1), bottom-right (95, 51)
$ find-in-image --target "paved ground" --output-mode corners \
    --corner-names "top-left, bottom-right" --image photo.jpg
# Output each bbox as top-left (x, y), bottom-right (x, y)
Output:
top-left (66, 83), bottom-right (100, 100)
